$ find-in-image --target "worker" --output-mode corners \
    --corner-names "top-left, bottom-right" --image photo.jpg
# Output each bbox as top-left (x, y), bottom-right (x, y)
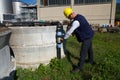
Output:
top-left (63, 7), bottom-right (96, 73)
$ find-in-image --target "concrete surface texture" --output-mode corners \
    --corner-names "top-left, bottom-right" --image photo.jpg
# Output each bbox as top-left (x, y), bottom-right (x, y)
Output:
top-left (0, 27), bottom-right (16, 80)
top-left (9, 26), bottom-right (65, 69)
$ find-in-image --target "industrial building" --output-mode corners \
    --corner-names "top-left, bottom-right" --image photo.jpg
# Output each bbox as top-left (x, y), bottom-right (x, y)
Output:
top-left (0, 0), bottom-right (13, 23)
top-left (37, 0), bottom-right (116, 25)
top-left (0, 0), bottom-right (117, 25)
top-left (0, 0), bottom-right (37, 23)
top-left (12, 1), bottom-right (37, 22)
top-left (20, 5), bottom-right (37, 21)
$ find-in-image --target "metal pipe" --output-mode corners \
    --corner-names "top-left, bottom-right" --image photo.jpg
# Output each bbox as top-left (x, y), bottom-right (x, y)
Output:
top-left (56, 22), bottom-right (65, 59)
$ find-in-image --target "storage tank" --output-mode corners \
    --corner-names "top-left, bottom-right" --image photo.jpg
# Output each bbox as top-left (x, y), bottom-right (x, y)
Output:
top-left (0, 0), bottom-right (13, 22)
top-left (12, 1), bottom-right (25, 15)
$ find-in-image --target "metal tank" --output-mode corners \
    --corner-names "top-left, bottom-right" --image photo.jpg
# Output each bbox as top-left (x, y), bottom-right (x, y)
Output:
top-left (12, 1), bottom-right (25, 15)
top-left (0, 0), bottom-right (13, 22)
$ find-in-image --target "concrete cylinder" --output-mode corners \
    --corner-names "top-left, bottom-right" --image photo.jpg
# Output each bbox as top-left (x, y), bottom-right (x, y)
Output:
top-left (9, 26), bottom-right (65, 68)
top-left (0, 28), bottom-right (16, 79)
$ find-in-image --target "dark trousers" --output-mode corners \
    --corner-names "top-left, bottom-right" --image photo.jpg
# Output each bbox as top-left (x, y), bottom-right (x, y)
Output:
top-left (78, 38), bottom-right (94, 69)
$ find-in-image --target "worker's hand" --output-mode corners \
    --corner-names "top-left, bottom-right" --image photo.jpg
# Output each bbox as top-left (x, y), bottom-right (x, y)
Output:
top-left (60, 38), bottom-right (64, 42)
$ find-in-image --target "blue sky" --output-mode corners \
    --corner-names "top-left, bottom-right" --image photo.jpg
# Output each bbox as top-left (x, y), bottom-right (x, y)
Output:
top-left (19, 0), bottom-right (36, 5)
top-left (20, 0), bottom-right (120, 5)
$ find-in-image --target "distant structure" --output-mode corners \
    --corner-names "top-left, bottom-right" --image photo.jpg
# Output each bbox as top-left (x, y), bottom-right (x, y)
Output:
top-left (12, 1), bottom-right (37, 22)
top-left (12, 1), bottom-right (25, 17)
top-left (20, 5), bottom-right (37, 21)
top-left (0, 0), bottom-right (117, 25)
top-left (0, 0), bottom-right (13, 23)
top-left (0, 0), bottom-right (37, 23)
top-left (37, 0), bottom-right (116, 25)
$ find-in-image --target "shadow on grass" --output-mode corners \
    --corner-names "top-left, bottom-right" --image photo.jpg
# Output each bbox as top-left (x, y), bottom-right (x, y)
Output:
top-left (82, 71), bottom-right (92, 80)
top-left (63, 40), bottom-right (79, 69)
top-left (65, 50), bottom-right (79, 68)
top-left (63, 40), bottom-right (93, 80)
top-left (65, 50), bottom-right (93, 80)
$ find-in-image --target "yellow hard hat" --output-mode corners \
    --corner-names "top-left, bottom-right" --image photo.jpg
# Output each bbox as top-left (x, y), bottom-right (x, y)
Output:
top-left (63, 7), bottom-right (73, 18)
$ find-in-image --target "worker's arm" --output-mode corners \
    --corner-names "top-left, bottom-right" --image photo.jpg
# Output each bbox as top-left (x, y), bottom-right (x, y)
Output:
top-left (64, 20), bottom-right (80, 39)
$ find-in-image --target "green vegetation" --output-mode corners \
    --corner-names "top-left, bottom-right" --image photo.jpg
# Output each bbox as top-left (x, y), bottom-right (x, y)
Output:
top-left (16, 32), bottom-right (120, 80)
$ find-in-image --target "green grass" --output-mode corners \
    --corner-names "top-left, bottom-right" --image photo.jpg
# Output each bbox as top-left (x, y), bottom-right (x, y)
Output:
top-left (16, 32), bottom-right (120, 80)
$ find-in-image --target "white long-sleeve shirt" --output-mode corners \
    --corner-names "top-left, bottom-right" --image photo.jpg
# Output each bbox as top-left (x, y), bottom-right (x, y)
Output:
top-left (64, 20), bottom-right (80, 39)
